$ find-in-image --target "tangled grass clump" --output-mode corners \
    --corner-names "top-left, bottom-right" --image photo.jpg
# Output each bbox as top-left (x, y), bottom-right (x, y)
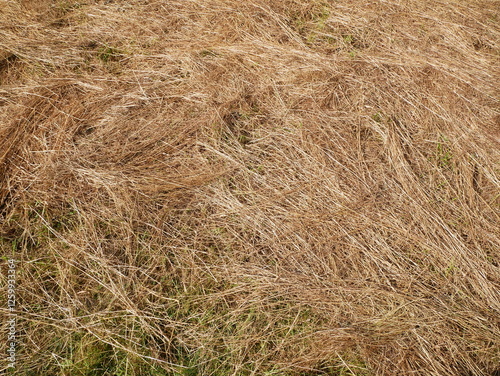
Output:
top-left (0, 0), bottom-right (499, 375)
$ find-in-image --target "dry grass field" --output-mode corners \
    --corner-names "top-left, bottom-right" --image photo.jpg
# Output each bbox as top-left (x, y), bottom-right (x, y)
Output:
top-left (1, 0), bottom-right (499, 375)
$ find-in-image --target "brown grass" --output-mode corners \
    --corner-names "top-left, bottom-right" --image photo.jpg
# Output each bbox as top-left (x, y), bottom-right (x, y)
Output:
top-left (0, 0), bottom-right (499, 375)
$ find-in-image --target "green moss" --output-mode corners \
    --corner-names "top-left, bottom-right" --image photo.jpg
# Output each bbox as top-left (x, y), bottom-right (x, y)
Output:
top-left (97, 45), bottom-right (124, 63)
top-left (436, 135), bottom-right (453, 168)
top-left (199, 49), bottom-right (219, 58)
top-left (371, 112), bottom-right (383, 123)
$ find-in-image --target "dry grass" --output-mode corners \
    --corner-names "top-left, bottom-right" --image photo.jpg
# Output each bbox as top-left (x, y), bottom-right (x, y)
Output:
top-left (0, 0), bottom-right (499, 375)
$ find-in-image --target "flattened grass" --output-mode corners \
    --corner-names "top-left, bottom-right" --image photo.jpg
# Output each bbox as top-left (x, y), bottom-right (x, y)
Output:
top-left (0, 0), bottom-right (499, 375)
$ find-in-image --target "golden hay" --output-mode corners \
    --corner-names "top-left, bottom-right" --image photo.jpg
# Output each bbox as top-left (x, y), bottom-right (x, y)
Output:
top-left (0, 0), bottom-right (499, 375)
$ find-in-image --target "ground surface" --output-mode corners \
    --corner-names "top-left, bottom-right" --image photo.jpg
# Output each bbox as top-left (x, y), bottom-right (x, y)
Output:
top-left (0, 0), bottom-right (499, 375)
